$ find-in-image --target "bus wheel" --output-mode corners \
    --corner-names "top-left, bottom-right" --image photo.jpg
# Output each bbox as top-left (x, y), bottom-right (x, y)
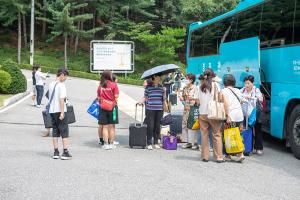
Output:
top-left (288, 105), bottom-right (300, 159)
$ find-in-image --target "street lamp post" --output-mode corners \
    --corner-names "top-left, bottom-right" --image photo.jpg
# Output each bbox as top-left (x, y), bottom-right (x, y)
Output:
top-left (30, 0), bottom-right (35, 65)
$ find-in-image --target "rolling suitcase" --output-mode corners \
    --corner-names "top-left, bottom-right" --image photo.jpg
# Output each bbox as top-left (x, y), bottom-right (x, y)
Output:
top-left (129, 103), bottom-right (147, 149)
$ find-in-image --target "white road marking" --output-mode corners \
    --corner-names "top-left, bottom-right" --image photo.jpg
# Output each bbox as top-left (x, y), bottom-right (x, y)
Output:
top-left (0, 92), bottom-right (32, 114)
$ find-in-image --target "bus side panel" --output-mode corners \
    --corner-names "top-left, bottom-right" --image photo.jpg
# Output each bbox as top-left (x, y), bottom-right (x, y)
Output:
top-left (261, 46), bottom-right (300, 84)
top-left (186, 55), bottom-right (220, 75)
top-left (271, 83), bottom-right (300, 139)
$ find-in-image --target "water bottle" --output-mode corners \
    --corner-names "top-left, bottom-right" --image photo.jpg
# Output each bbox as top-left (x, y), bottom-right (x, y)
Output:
top-left (113, 107), bottom-right (117, 121)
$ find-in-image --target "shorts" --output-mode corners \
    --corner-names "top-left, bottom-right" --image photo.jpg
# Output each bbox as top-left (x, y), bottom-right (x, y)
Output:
top-left (50, 112), bottom-right (69, 138)
top-left (32, 85), bottom-right (37, 95)
top-left (98, 106), bottom-right (119, 125)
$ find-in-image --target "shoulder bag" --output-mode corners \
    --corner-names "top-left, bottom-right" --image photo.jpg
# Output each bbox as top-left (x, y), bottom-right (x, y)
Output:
top-left (207, 83), bottom-right (226, 120)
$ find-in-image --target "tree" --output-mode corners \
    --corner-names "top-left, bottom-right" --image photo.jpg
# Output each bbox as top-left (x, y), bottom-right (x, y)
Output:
top-left (136, 26), bottom-right (186, 70)
top-left (38, 0), bottom-right (100, 69)
top-left (0, 0), bottom-right (28, 64)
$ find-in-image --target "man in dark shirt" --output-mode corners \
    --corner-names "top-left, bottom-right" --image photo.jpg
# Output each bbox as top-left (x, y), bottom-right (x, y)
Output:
top-left (163, 73), bottom-right (173, 100)
top-left (32, 66), bottom-right (37, 106)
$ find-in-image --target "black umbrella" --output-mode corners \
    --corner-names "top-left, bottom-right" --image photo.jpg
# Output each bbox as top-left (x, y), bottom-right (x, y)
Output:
top-left (141, 64), bottom-right (180, 80)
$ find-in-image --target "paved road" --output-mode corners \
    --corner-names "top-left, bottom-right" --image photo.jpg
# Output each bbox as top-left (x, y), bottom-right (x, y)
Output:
top-left (0, 70), bottom-right (300, 200)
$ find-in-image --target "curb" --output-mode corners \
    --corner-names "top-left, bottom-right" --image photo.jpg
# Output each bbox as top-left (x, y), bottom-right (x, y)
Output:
top-left (1, 91), bottom-right (31, 109)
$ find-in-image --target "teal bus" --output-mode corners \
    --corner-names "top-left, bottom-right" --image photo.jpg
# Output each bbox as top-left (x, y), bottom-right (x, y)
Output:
top-left (186, 0), bottom-right (300, 159)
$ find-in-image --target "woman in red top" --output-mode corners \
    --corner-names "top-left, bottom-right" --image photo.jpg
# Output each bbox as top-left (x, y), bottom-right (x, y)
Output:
top-left (97, 70), bottom-right (119, 150)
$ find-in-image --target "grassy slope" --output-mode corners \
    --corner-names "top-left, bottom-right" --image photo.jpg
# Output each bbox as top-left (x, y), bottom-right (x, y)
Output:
top-left (0, 94), bottom-right (12, 107)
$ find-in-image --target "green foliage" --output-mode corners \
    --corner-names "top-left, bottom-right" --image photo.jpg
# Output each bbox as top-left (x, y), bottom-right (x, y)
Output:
top-left (0, 69), bottom-right (12, 93)
top-left (0, 0), bottom-right (29, 26)
top-left (136, 26), bottom-right (186, 69)
top-left (1, 59), bottom-right (27, 94)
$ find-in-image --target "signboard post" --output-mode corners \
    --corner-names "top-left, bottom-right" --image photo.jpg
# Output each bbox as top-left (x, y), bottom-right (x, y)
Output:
top-left (90, 40), bottom-right (134, 73)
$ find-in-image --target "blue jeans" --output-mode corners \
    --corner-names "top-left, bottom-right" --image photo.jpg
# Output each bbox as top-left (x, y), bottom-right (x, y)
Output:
top-left (197, 129), bottom-right (213, 148)
top-left (36, 85), bottom-right (44, 106)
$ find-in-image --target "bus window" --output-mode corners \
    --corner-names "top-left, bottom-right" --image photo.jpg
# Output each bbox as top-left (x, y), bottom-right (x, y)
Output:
top-left (293, 0), bottom-right (300, 44)
top-left (260, 0), bottom-right (295, 48)
top-left (189, 28), bottom-right (204, 57)
top-left (235, 5), bottom-right (262, 41)
top-left (203, 23), bottom-right (221, 56)
top-left (222, 16), bottom-right (237, 43)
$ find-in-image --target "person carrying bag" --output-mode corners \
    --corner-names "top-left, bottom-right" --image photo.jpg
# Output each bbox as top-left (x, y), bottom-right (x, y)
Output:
top-left (198, 69), bottom-right (224, 163)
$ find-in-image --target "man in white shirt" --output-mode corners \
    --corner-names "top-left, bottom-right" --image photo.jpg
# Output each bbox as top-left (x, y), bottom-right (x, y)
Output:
top-left (35, 66), bottom-right (47, 107)
top-left (48, 68), bottom-right (71, 160)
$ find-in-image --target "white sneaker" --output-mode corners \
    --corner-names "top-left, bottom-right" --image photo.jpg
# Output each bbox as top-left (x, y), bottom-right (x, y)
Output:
top-left (209, 147), bottom-right (213, 152)
top-left (147, 145), bottom-right (153, 150)
top-left (113, 141), bottom-right (119, 145)
top-left (103, 144), bottom-right (110, 150)
top-left (192, 145), bottom-right (199, 150)
top-left (154, 144), bottom-right (160, 149)
top-left (110, 144), bottom-right (116, 149)
top-left (36, 105), bottom-right (41, 108)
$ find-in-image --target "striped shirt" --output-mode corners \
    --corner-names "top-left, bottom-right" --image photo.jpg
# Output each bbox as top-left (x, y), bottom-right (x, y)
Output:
top-left (145, 85), bottom-right (164, 110)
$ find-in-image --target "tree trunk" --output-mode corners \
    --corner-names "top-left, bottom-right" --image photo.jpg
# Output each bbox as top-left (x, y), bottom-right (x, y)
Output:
top-left (74, 22), bottom-right (80, 55)
top-left (42, 8), bottom-right (46, 38)
top-left (64, 35), bottom-right (68, 69)
top-left (22, 14), bottom-right (27, 49)
top-left (18, 11), bottom-right (22, 64)
top-left (92, 10), bottom-right (96, 38)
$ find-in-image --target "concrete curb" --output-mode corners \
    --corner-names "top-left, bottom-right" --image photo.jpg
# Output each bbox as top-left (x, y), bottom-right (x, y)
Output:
top-left (1, 91), bottom-right (31, 109)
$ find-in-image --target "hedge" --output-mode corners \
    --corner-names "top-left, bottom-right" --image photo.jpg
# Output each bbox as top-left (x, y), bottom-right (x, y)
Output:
top-left (0, 69), bottom-right (12, 93)
top-left (1, 60), bottom-right (27, 94)
top-left (19, 63), bottom-right (144, 86)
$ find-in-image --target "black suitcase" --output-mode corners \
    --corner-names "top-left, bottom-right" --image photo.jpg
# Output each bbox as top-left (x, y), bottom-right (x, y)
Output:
top-left (129, 103), bottom-right (147, 148)
top-left (169, 93), bottom-right (177, 105)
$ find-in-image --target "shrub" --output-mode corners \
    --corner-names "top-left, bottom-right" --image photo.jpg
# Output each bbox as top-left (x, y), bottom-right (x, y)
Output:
top-left (1, 60), bottom-right (27, 94)
top-left (0, 69), bottom-right (12, 93)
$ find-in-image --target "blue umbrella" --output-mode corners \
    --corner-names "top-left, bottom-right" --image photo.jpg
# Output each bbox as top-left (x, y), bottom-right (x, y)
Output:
top-left (141, 64), bottom-right (180, 80)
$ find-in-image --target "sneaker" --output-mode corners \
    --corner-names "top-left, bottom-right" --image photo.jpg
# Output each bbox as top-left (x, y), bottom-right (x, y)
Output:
top-left (113, 141), bottom-right (119, 145)
top-left (99, 138), bottom-right (104, 145)
top-left (192, 145), bottom-right (199, 150)
top-left (209, 147), bottom-right (213, 152)
top-left (61, 151), bottom-right (72, 160)
top-left (154, 144), bottom-right (160, 149)
top-left (103, 144), bottom-right (110, 150)
top-left (147, 145), bottom-right (153, 150)
top-left (182, 143), bottom-right (192, 149)
top-left (36, 105), bottom-right (41, 108)
top-left (52, 151), bottom-right (59, 159)
top-left (256, 150), bottom-right (263, 155)
top-left (109, 144), bottom-right (117, 149)
top-left (224, 155), bottom-right (232, 162)
top-left (237, 155), bottom-right (245, 163)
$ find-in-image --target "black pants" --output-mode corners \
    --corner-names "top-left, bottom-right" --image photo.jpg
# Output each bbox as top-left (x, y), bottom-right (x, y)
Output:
top-left (146, 110), bottom-right (163, 145)
top-left (36, 85), bottom-right (44, 106)
top-left (50, 112), bottom-right (69, 138)
top-left (254, 122), bottom-right (263, 150)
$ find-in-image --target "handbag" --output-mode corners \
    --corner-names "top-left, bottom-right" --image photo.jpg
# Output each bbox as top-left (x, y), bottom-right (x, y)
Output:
top-left (99, 87), bottom-right (115, 111)
top-left (87, 100), bottom-right (100, 120)
top-left (207, 83), bottom-right (226, 120)
top-left (187, 105), bottom-right (200, 130)
top-left (162, 135), bottom-right (177, 150)
top-left (161, 114), bottom-right (173, 126)
top-left (224, 127), bottom-right (245, 154)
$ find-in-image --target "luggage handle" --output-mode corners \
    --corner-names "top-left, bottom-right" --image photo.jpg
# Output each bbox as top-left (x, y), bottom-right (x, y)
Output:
top-left (135, 103), bottom-right (144, 125)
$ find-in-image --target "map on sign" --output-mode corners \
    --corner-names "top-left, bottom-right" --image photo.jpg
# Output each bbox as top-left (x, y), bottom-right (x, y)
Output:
top-left (90, 41), bottom-right (134, 73)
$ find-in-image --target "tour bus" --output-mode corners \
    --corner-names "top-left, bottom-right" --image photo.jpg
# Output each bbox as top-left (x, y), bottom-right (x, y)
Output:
top-left (186, 0), bottom-right (300, 159)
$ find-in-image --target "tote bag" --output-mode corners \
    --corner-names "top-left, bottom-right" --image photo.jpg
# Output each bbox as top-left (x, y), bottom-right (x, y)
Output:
top-left (224, 127), bottom-right (245, 154)
top-left (187, 105), bottom-right (200, 130)
top-left (207, 83), bottom-right (226, 120)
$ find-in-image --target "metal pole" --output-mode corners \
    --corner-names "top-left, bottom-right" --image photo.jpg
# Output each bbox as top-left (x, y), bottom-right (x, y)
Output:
top-left (30, 0), bottom-right (35, 65)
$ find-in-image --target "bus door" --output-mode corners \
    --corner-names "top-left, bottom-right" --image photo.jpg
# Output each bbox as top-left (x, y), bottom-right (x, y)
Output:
top-left (219, 36), bottom-right (261, 88)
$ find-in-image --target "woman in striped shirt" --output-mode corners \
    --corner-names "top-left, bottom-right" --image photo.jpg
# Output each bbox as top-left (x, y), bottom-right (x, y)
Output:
top-left (144, 74), bottom-right (166, 150)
